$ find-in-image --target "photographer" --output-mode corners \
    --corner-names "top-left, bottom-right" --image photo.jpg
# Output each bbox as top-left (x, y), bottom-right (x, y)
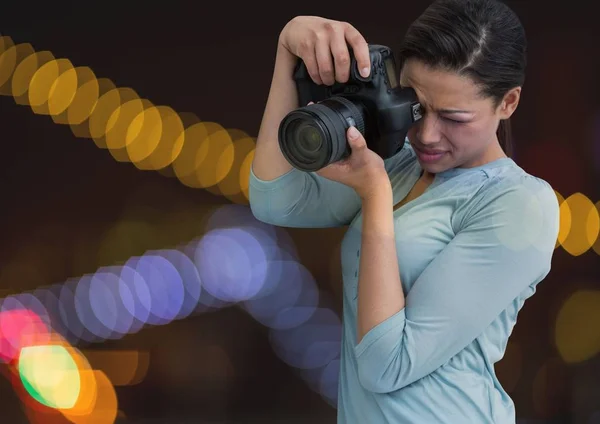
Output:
top-left (249, 1), bottom-right (560, 423)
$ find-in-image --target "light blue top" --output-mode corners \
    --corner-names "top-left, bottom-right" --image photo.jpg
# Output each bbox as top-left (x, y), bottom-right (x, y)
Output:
top-left (248, 139), bottom-right (560, 424)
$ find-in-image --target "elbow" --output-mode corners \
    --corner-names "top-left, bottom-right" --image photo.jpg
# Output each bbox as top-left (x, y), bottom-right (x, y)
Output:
top-left (248, 198), bottom-right (273, 225)
top-left (248, 184), bottom-right (278, 226)
top-left (357, 368), bottom-right (391, 394)
top-left (248, 189), bottom-right (292, 227)
top-left (354, 310), bottom-right (415, 393)
top-left (356, 356), bottom-right (413, 394)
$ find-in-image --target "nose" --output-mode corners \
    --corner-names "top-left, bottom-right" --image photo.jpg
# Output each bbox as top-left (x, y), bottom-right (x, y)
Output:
top-left (416, 114), bottom-right (442, 145)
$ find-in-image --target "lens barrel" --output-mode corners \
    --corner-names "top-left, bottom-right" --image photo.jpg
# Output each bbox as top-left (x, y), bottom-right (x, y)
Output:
top-left (278, 96), bottom-right (366, 172)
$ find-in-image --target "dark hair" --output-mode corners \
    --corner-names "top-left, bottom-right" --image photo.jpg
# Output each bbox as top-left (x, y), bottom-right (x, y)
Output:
top-left (398, 0), bottom-right (527, 157)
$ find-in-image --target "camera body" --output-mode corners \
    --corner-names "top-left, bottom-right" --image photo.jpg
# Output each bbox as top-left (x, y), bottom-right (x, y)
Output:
top-left (278, 44), bottom-right (423, 172)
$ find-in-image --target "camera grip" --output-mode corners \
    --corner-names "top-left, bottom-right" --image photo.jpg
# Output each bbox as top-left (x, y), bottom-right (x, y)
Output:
top-left (292, 59), bottom-right (332, 106)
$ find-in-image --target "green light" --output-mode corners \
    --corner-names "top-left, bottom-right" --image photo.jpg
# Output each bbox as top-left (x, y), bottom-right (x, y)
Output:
top-left (18, 345), bottom-right (81, 409)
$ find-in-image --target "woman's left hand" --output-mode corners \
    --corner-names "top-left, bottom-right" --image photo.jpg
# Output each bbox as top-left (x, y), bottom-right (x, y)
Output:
top-left (316, 126), bottom-right (391, 200)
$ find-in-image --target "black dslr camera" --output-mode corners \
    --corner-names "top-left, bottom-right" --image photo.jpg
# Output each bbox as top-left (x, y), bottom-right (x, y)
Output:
top-left (278, 44), bottom-right (423, 172)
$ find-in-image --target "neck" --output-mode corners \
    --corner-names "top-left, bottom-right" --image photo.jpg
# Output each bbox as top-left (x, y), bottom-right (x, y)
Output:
top-left (462, 138), bottom-right (507, 169)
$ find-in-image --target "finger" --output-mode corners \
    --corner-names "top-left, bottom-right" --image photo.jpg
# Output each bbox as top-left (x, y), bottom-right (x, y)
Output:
top-left (314, 33), bottom-right (335, 85)
top-left (298, 42), bottom-right (323, 85)
top-left (329, 26), bottom-right (351, 83)
top-left (347, 126), bottom-right (366, 150)
top-left (344, 24), bottom-right (370, 78)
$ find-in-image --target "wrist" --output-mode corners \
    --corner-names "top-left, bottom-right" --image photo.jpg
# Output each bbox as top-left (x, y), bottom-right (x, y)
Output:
top-left (276, 36), bottom-right (292, 56)
top-left (359, 177), bottom-right (392, 202)
top-left (275, 40), bottom-right (298, 70)
top-left (277, 22), bottom-right (294, 54)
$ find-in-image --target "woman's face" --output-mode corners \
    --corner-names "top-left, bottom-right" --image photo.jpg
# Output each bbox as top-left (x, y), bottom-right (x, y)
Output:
top-left (399, 59), bottom-right (520, 174)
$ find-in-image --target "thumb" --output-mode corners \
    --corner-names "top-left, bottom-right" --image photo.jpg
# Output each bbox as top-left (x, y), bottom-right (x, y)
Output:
top-left (347, 126), bottom-right (366, 150)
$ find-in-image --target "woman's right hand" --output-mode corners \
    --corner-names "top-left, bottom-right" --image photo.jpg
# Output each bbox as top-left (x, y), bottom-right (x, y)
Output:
top-left (279, 16), bottom-right (371, 86)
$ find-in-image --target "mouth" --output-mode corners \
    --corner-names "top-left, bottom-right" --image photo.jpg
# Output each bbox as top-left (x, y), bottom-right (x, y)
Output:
top-left (413, 144), bottom-right (448, 163)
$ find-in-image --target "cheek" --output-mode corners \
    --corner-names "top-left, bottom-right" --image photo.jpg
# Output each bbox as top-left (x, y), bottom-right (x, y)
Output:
top-left (443, 123), bottom-right (486, 152)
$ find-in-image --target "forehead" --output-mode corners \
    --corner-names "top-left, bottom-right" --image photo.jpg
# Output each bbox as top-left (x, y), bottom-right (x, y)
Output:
top-left (399, 59), bottom-right (484, 109)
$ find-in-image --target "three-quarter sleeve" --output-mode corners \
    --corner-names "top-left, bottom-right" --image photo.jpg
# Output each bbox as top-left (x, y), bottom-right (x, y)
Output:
top-left (354, 177), bottom-right (560, 393)
top-left (249, 139), bottom-right (413, 228)
top-left (248, 166), bottom-right (362, 228)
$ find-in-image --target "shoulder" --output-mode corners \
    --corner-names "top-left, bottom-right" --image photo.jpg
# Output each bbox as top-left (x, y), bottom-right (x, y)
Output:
top-left (472, 162), bottom-right (559, 216)
top-left (461, 162), bottom-right (560, 252)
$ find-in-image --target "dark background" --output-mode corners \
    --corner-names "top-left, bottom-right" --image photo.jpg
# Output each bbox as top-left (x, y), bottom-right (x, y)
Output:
top-left (1, 1), bottom-right (599, 423)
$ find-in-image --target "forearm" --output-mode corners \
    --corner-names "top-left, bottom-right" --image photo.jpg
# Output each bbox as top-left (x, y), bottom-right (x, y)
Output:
top-left (356, 183), bottom-right (405, 343)
top-left (252, 42), bottom-right (299, 181)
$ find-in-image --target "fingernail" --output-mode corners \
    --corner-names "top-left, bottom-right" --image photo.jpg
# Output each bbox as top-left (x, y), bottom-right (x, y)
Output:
top-left (348, 126), bottom-right (359, 139)
top-left (360, 67), bottom-right (370, 77)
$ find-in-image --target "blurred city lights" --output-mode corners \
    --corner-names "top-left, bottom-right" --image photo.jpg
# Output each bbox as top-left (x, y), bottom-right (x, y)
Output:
top-left (83, 350), bottom-right (149, 386)
top-left (19, 344), bottom-right (81, 409)
top-left (554, 192), bottom-right (600, 256)
top-left (0, 204), bottom-right (344, 416)
top-left (0, 306), bottom-right (51, 363)
top-left (1, 31), bottom-right (600, 423)
top-left (0, 35), bottom-right (253, 204)
top-left (555, 193), bottom-right (600, 256)
top-left (554, 289), bottom-right (600, 364)
top-left (0, 34), bottom-right (599, 256)
top-left (1, 322), bottom-right (121, 424)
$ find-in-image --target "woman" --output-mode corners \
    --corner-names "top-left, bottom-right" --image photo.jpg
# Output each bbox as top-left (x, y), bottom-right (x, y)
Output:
top-left (249, 0), bottom-right (560, 422)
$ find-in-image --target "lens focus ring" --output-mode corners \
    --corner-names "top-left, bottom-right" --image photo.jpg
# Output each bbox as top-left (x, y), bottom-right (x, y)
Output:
top-left (328, 96), bottom-right (365, 135)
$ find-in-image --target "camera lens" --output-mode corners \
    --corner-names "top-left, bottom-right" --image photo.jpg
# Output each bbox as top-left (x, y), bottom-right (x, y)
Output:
top-left (297, 123), bottom-right (323, 153)
top-left (278, 96), bottom-right (365, 172)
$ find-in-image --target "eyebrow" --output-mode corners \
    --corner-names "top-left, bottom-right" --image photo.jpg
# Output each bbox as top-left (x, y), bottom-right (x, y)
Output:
top-left (437, 109), bottom-right (473, 114)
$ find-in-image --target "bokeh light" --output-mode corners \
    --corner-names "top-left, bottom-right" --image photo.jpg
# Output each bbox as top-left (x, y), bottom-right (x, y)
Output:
top-left (2, 33), bottom-right (600, 259)
top-left (555, 289), bottom-right (600, 363)
top-left (594, 201), bottom-right (600, 256)
top-left (289, 293), bottom-right (343, 407)
top-left (19, 344), bottom-right (81, 409)
top-left (552, 190), bottom-right (600, 256)
top-left (58, 66), bottom-right (99, 126)
top-left (12, 50), bottom-right (53, 105)
top-left (29, 58), bottom-right (75, 115)
top-left (0, 35), bottom-right (256, 203)
top-left (0, 203), bottom-right (343, 415)
top-left (0, 303), bottom-right (51, 363)
top-left (269, 306), bottom-right (341, 370)
top-left (192, 227), bottom-right (269, 302)
top-left (1, 323), bottom-right (123, 424)
top-left (83, 350), bottom-right (149, 386)
top-left (48, 64), bottom-right (79, 116)
top-left (243, 259), bottom-right (320, 330)
top-left (559, 193), bottom-right (599, 256)
top-left (2, 30), bottom-right (600, 423)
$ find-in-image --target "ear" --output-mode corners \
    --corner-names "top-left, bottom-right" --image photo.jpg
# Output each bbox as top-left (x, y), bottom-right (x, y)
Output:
top-left (497, 87), bottom-right (521, 120)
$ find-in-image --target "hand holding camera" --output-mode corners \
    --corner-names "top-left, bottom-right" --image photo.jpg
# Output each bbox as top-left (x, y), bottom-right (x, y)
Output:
top-left (278, 17), bottom-right (423, 174)
top-left (279, 16), bottom-right (372, 86)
